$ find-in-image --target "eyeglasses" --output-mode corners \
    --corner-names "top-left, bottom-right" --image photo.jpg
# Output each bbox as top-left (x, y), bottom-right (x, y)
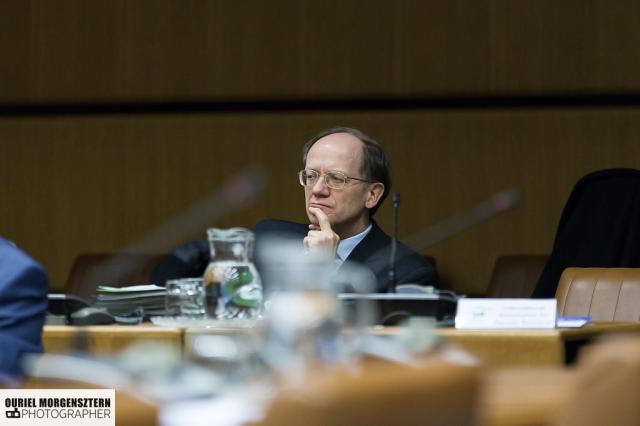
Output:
top-left (298, 169), bottom-right (374, 190)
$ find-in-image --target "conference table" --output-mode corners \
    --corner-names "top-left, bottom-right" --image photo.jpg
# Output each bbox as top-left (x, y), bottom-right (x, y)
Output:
top-left (38, 322), bottom-right (640, 426)
top-left (42, 321), bottom-right (640, 367)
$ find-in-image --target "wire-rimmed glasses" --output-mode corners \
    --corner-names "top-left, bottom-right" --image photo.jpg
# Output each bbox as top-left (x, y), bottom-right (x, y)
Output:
top-left (298, 169), bottom-right (374, 190)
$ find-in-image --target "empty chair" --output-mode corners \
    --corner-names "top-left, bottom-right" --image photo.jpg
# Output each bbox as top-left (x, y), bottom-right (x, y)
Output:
top-left (533, 168), bottom-right (640, 298)
top-left (66, 253), bottom-right (165, 300)
top-left (553, 335), bottom-right (640, 426)
top-left (555, 267), bottom-right (640, 321)
top-left (487, 254), bottom-right (548, 298)
top-left (257, 359), bottom-right (479, 426)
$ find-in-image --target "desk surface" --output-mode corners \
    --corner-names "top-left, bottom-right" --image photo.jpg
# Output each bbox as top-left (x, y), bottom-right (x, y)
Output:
top-left (465, 322), bottom-right (640, 366)
top-left (368, 322), bottom-right (640, 366)
top-left (43, 322), bottom-right (640, 366)
top-left (38, 324), bottom-right (640, 426)
top-left (43, 324), bottom-right (183, 355)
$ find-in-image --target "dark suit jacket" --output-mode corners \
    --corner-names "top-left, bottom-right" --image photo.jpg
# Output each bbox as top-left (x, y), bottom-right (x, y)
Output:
top-left (151, 219), bottom-right (439, 292)
top-left (0, 238), bottom-right (48, 381)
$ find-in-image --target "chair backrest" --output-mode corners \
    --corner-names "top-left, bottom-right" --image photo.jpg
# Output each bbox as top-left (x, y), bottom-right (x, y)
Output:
top-left (533, 168), bottom-right (640, 298)
top-left (257, 359), bottom-right (479, 426)
top-left (487, 254), bottom-right (548, 298)
top-left (553, 335), bottom-right (640, 426)
top-left (24, 378), bottom-right (156, 426)
top-left (66, 253), bottom-right (165, 300)
top-left (555, 267), bottom-right (640, 321)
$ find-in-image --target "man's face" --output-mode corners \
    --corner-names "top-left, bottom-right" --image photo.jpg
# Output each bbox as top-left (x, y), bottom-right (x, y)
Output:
top-left (303, 132), bottom-right (376, 238)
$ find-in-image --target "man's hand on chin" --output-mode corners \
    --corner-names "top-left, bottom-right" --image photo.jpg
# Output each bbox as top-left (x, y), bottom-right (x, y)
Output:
top-left (304, 207), bottom-right (340, 258)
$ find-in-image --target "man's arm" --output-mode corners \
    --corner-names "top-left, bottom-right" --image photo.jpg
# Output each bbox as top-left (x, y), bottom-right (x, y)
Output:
top-left (149, 240), bottom-right (210, 285)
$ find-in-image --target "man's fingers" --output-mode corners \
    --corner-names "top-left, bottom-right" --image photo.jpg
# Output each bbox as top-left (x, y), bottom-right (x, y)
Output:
top-left (309, 207), bottom-right (332, 232)
top-left (306, 208), bottom-right (338, 258)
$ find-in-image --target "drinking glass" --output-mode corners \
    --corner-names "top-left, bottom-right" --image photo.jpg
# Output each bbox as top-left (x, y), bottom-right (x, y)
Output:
top-left (166, 278), bottom-right (205, 317)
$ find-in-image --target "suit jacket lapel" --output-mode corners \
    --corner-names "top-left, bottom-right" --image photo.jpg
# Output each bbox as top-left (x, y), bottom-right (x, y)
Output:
top-left (344, 221), bottom-right (389, 267)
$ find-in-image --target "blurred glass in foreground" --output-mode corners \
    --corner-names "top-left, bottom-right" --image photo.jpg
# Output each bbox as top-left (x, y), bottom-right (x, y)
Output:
top-left (203, 228), bottom-right (262, 319)
top-left (256, 237), bottom-right (377, 382)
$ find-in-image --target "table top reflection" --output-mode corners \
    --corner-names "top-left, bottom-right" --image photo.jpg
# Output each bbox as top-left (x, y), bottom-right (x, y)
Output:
top-left (42, 321), bottom-right (640, 366)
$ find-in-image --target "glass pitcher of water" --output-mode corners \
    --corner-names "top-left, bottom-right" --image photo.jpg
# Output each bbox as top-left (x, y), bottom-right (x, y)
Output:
top-left (203, 228), bottom-right (262, 319)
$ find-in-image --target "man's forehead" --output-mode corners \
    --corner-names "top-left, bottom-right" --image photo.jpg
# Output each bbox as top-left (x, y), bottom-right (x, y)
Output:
top-left (306, 132), bottom-right (364, 170)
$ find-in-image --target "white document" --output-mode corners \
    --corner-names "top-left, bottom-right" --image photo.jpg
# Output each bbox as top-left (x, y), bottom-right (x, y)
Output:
top-left (97, 284), bottom-right (164, 293)
top-left (455, 298), bottom-right (557, 329)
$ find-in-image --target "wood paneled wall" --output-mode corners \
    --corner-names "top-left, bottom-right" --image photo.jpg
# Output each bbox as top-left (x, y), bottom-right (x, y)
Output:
top-left (2, 110), bottom-right (639, 292)
top-left (1, 1), bottom-right (639, 293)
top-left (2, 0), bottom-right (640, 102)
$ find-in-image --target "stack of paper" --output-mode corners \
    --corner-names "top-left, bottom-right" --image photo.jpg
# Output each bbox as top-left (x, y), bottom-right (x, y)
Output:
top-left (94, 284), bottom-right (166, 317)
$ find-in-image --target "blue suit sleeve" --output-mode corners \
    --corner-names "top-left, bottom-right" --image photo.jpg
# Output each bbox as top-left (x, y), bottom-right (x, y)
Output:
top-left (0, 242), bottom-right (49, 380)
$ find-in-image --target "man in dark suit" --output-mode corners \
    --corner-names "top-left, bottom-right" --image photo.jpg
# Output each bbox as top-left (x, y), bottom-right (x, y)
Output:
top-left (151, 127), bottom-right (438, 291)
top-left (0, 238), bottom-right (48, 382)
top-left (252, 217), bottom-right (437, 292)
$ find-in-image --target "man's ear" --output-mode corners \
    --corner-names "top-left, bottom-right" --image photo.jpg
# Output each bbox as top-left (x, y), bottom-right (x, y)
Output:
top-left (365, 183), bottom-right (385, 209)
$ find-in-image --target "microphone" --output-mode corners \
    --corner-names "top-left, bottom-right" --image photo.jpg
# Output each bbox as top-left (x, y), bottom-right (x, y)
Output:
top-left (342, 187), bottom-right (521, 325)
top-left (387, 192), bottom-right (400, 293)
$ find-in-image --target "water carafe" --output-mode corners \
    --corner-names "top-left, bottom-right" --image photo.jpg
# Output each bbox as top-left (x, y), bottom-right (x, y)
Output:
top-left (203, 228), bottom-right (262, 319)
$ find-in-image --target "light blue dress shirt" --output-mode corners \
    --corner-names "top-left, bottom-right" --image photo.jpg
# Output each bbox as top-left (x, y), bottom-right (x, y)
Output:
top-left (336, 223), bottom-right (372, 264)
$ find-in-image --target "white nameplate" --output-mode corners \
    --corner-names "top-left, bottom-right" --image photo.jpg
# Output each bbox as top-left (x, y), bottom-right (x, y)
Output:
top-left (455, 298), bottom-right (557, 329)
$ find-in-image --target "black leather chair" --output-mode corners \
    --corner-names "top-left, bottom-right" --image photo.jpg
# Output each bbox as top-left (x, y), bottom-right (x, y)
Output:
top-left (533, 168), bottom-right (640, 298)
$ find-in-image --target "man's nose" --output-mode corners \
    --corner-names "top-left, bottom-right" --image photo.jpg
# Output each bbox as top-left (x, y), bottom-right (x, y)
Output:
top-left (311, 176), bottom-right (330, 194)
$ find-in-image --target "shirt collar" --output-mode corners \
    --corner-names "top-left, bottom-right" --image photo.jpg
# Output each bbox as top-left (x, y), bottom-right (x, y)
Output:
top-left (336, 223), bottom-right (372, 263)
